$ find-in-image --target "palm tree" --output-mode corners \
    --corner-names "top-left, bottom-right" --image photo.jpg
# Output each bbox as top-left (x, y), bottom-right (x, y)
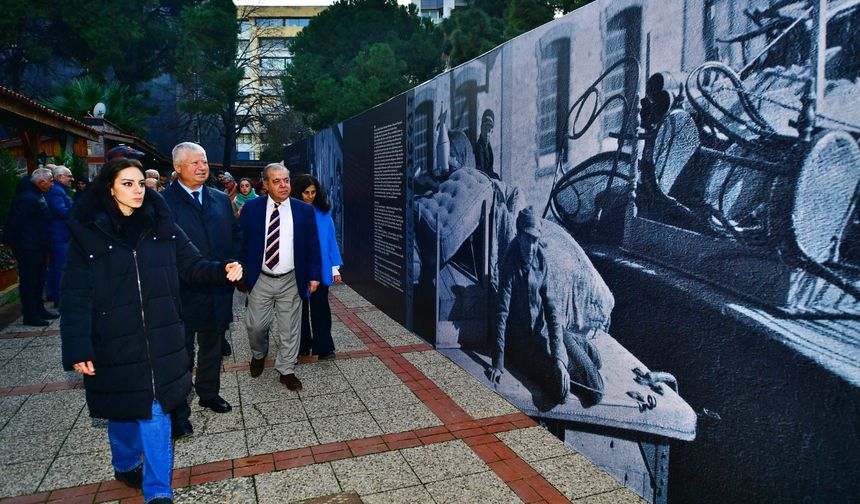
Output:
top-left (44, 76), bottom-right (155, 136)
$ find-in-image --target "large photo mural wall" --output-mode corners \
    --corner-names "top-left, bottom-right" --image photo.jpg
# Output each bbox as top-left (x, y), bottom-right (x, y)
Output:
top-left (285, 0), bottom-right (860, 501)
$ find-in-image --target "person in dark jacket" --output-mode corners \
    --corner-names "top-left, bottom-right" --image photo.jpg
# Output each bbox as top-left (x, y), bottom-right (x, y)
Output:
top-left (60, 158), bottom-right (243, 504)
top-left (45, 165), bottom-right (74, 308)
top-left (161, 142), bottom-right (241, 436)
top-left (2, 168), bottom-right (57, 325)
top-left (291, 174), bottom-right (343, 360)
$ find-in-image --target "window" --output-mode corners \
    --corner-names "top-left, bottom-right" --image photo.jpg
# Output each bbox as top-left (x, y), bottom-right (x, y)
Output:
top-left (254, 17), bottom-right (310, 27)
top-left (260, 57), bottom-right (291, 72)
top-left (255, 17), bottom-right (283, 27)
top-left (260, 77), bottom-right (282, 95)
top-left (413, 100), bottom-right (434, 175)
top-left (259, 38), bottom-right (291, 51)
top-left (602, 7), bottom-right (641, 136)
top-left (239, 20), bottom-right (250, 40)
top-left (536, 37), bottom-right (570, 160)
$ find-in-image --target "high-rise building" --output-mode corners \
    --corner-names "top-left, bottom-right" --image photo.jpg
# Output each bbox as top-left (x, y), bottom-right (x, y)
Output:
top-left (234, 1), bottom-right (329, 161)
top-left (408, 0), bottom-right (466, 23)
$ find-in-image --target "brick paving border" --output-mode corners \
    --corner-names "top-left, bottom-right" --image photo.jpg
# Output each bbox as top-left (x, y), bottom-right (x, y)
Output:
top-left (1, 291), bottom-right (571, 504)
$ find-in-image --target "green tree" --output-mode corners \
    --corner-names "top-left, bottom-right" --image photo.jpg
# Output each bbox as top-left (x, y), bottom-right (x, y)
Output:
top-left (0, 1), bottom-right (54, 93)
top-left (44, 76), bottom-right (155, 136)
top-left (444, 6), bottom-right (507, 67)
top-left (52, 0), bottom-right (192, 90)
top-left (283, 0), bottom-right (443, 130)
top-left (504, 0), bottom-right (554, 36)
top-left (174, 0), bottom-right (247, 171)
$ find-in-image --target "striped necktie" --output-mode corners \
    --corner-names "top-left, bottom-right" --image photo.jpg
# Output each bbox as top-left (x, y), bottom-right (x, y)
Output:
top-left (265, 203), bottom-right (280, 270)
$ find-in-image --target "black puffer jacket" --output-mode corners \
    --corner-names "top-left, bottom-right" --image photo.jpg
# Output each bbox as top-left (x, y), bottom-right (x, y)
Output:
top-left (60, 189), bottom-right (230, 420)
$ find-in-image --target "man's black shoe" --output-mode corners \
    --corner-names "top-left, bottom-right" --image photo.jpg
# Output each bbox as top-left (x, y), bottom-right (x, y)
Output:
top-left (40, 310), bottom-right (60, 320)
top-left (22, 318), bottom-right (50, 327)
top-left (199, 396), bottom-right (232, 413)
top-left (172, 419), bottom-right (194, 439)
top-left (279, 373), bottom-right (303, 391)
top-left (249, 357), bottom-right (265, 378)
top-left (114, 465), bottom-right (143, 489)
top-left (222, 340), bottom-right (232, 357)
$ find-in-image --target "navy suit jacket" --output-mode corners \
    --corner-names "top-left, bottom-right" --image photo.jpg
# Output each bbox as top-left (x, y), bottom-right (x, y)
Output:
top-left (162, 182), bottom-right (241, 332)
top-left (239, 196), bottom-right (321, 296)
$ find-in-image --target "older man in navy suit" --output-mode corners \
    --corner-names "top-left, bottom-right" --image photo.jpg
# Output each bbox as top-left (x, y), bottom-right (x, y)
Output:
top-left (239, 163), bottom-right (321, 390)
top-left (162, 142), bottom-right (241, 437)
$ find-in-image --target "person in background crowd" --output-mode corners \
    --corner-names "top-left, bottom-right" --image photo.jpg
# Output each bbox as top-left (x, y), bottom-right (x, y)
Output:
top-left (74, 178), bottom-right (90, 202)
top-left (161, 142), bottom-right (241, 437)
top-left (221, 173), bottom-right (239, 215)
top-left (60, 157), bottom-right (242, 504)
top-left (2, 168), bottom-right (57, 326)
top-left (291, 174), bottom-right (343, 361)
top-left (239, 163), bottom-right (321, 391)
top-left (235, 177), bottom-right (257, 214)
top-left (145, 169), bottom-right (160, 180)
top-left (144, 178), bottom-right (159, 191)
top-left (256, 180), bottom-right (268, 198)
top-left (45, 165), bottom-right (74, 308)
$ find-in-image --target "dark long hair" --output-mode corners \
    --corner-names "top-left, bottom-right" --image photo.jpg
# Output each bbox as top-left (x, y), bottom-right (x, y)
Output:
top-left (291, 174), bottom-right (331, 213)
top-left (85, 158), bottom-right (145, 222)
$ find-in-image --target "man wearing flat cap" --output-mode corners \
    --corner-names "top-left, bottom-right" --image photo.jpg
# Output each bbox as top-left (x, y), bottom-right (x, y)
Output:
top-left (489, 207), bottom-right (604, 407)
top-left (474, 109), bottom-right (497, 179)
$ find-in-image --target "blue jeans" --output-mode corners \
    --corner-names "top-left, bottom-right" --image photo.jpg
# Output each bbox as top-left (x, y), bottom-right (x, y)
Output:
top-left (108, 401), bottom-right (174, 503)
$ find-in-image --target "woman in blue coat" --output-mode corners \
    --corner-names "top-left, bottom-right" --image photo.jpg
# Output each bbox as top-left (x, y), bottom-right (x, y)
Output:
top-left (60, 158), bottom-right (243, 504)
top-left (292, 174), bottom-right (343, 360)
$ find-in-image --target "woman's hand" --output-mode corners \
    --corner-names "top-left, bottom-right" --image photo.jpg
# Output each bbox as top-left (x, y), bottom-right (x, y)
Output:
top-left (73, 361), bottom-right (95, 376)
top-left (333, 274), bottom-right (342, 284)
top-left (225, 262), bottom-right (243, 282)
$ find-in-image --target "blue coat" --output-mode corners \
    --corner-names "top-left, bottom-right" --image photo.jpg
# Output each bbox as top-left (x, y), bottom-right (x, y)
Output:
top-left (313, 207), bottom-right (343, 286)
top-left (45, 183), bottom-right (73, 243)
top-left (161, 182), bottom-right (241, 332)
top-left (239, 196), bottom-right (321, 296)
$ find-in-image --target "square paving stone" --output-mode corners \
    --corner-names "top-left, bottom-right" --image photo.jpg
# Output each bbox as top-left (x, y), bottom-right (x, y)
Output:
top-left (496, 426), bottom-right (574, 462)
top-left (59, 425), bottom-right (110, 456)
top-left (424, 470), bottom-right (520, 504)
top-left (355, 383), bottom-right (419, 411)
top-left (0, 430), bottom-right (66, 464)
top-left (296, 360), bottom-right (344, 380)
top-left (246, 420), bottom-right (318, 456)
top-left (0, 395), bottom-right (26, 429)
top-left (531, 453), bottom-right (621, 500)
top-left (357, 312), bottom-right (423, 347)
top-left (330, 286), bottom-right (373, 308)
top-left (330, 451), bottom-right (420, 495)
top-left (255, 463), bottom-right (341, 503)
top-left (1, 390), bottom-right (85, 436)
top-left (362, 485), bottom-right (435, 504)
top-left (298, 373), bottom-right (353, 398)
top-left (38, 450), bottom-right (114, 492)
top-left (444, 384), bottom-right (519, 419)
top-left (312, 411), bottom-right (382, 444)
top-left (173, 430), bottom-right (248, 468)
top-left (400, 440), bottom-right (488, 484)
top-left (243, 397), bottom-right (307, 427)
top-left (175, 475), bottom-right (257, 503)
top-left (0, 458), bottom-right (52, 498)
top-left (188, 406), bottom-right (245, 435)
top-left (302, 390), bottom-right (366, 420)
top-left (238, 369), bottom-right (300, 404)
top-left (369, 402), bottom-right (441, 435)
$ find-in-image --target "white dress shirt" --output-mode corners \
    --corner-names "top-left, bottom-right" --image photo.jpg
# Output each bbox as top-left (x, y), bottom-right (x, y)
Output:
top-left (262, 196), bottom-right (294, 274)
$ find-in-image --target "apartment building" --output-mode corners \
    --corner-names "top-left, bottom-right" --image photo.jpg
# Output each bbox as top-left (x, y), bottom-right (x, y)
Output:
top-left (234, 1), bottom-right (329, 161)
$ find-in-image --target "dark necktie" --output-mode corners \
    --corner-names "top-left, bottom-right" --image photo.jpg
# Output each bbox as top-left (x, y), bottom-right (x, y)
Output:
top-left (265, 203), bottom-right (280, 270)
top-left (192, 190), bottom-right (202, 208)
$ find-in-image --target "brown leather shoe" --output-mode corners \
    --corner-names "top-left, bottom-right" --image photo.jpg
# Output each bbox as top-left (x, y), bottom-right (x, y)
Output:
top-left (279, 373), bottom-right (302, 391)
top-left (249, 357), bottom-right (265, 378)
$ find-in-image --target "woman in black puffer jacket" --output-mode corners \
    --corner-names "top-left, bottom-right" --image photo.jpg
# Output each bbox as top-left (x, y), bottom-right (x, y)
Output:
top-left (60, 158), bottom-right (242, 504)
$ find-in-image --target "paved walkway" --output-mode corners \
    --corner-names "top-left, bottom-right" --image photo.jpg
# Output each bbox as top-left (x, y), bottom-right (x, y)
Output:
top-left (0, 284), bottom-right (643, 503)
